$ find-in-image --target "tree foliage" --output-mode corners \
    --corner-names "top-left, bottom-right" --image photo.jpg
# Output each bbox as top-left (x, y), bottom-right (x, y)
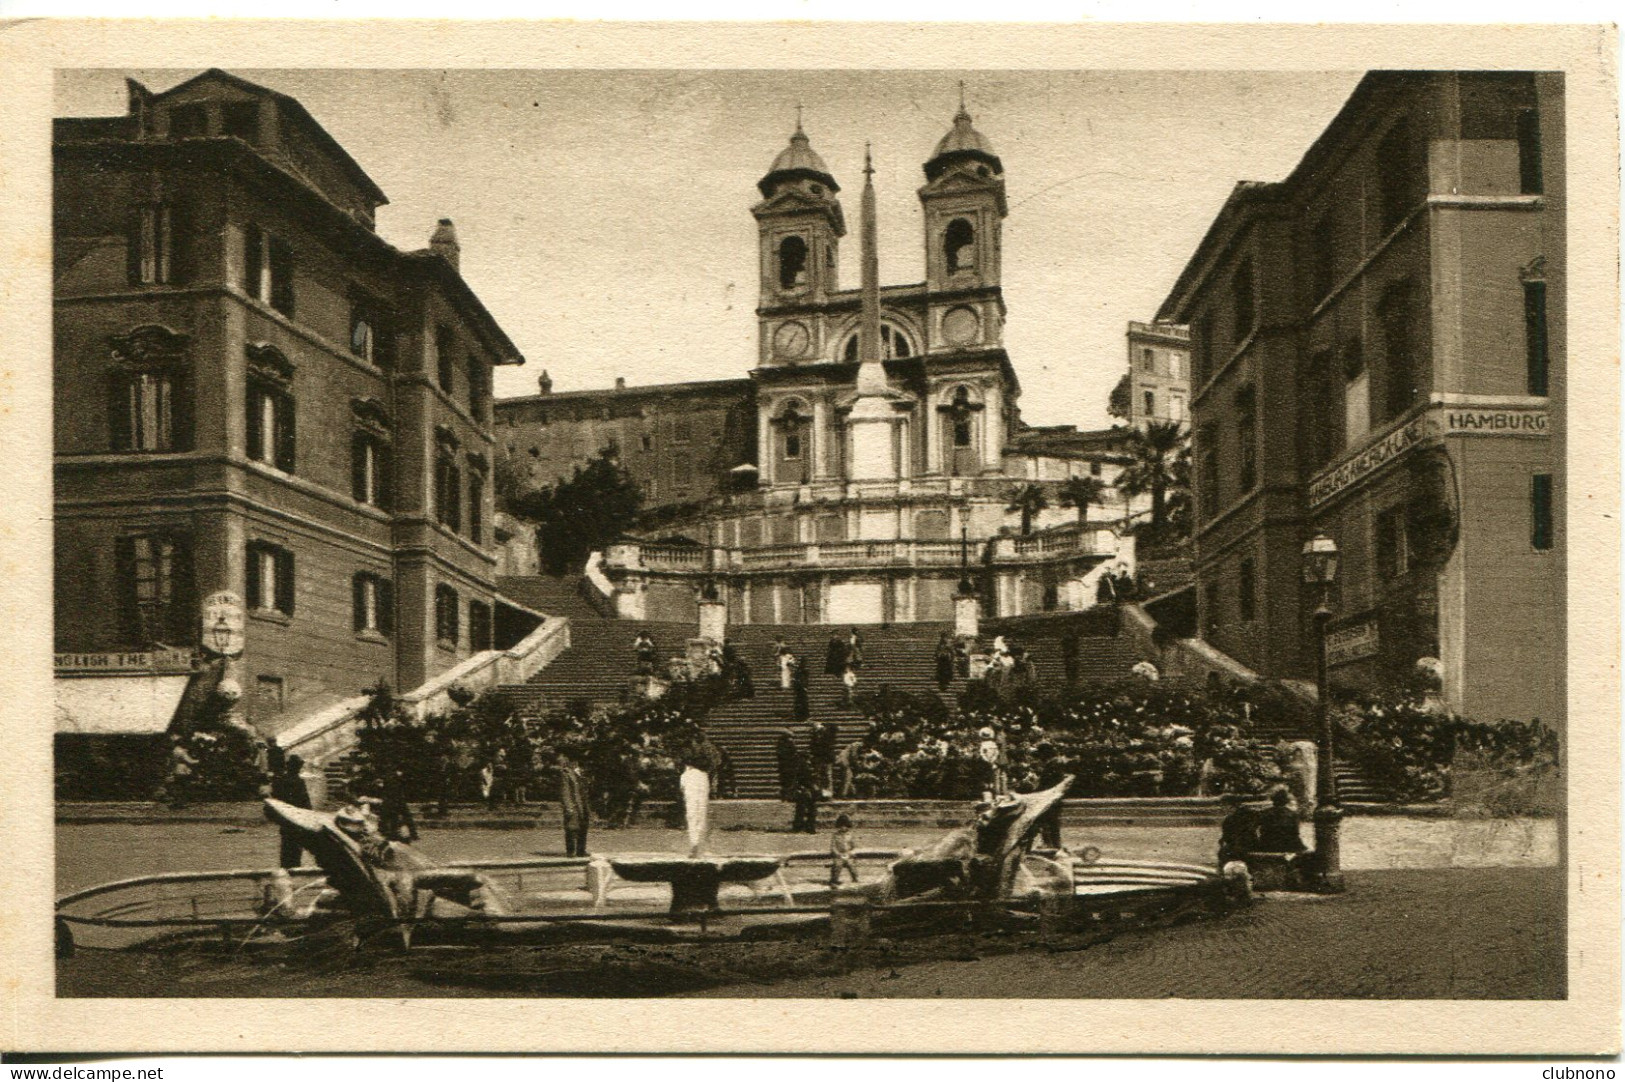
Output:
top-left (1005, 482), bottom-right (1050, 536)
top-left (1117, 420), bottom-right (1188, 539)
top-left (1106, 372), bottom-right (1133, 421)
top-left (508, 445), bottom-right (643, 575)
top-left (1058, 475), bottom-right (1109, 524)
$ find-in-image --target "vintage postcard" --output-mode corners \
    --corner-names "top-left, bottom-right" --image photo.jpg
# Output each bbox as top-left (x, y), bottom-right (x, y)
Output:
top-left (0, 19), bottom-right (1617, 1055)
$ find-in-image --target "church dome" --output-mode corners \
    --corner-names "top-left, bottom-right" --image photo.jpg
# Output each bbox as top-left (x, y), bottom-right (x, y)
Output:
top-left (924, 107), bottom-right (1003, 182)
top-left (758, 125), bottom-right (840, 199)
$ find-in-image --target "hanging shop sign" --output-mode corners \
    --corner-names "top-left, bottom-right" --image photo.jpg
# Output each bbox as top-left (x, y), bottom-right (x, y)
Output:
top-left (1325, 618), bottom-right (1381, 668)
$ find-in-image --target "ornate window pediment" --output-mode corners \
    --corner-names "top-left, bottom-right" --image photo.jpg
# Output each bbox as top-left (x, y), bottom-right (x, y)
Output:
top-left (465, 450), bottom-right (489, 474)
top-left (109, 324), bottom-right (190, 368)
top-left (350, 396), bottom-right (392, 438)
top-left (245, 341), bottom-right (296, 387)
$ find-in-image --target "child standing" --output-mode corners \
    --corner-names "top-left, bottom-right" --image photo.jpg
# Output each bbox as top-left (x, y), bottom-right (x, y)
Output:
top-left (828, 813), bottom-right (860, 888)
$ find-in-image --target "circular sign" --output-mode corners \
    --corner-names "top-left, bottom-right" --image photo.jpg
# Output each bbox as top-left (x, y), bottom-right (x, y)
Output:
top-left (942, 306), bottom-right (980, 347)
top-left (773, 320), bottom-right (811, 360)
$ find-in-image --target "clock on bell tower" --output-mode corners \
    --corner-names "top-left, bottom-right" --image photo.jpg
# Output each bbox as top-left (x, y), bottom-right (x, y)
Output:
top-left (752, 116), bottom-right (846, 367)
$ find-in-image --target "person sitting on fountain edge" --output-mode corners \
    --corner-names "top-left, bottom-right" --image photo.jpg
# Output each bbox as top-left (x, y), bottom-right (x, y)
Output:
top-left (828, 813), bottom-right (860, 888)
top-left (1216, 793), bottom-right (1261, 869)
top-left (1256, 788), bottom-right (1308, 855)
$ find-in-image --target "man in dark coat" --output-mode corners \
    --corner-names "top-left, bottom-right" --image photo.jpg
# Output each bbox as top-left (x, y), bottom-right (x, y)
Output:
top-left (790, 748), bottom-right (821, 834)
top-left (935, 633), bottom-right (955, 692)
top-left (845, 628), bottom-right (864, 670)
top-left (270, 753), bottom-right (312, 869)
top-left (824, 634), bottom-right (847, 677)
top-left (775, 729), bottom-right (800, 803)
top-left (808, 718), bottom-right (839, 795)
top-left (1255, 788), bottom-right (1308, 853)
top-left (558, 746), bottom-right (591, 857)
top-left (790, 657), bottom-right (811, 722)
top-left (1216, 794), bottom-right (1261, 868)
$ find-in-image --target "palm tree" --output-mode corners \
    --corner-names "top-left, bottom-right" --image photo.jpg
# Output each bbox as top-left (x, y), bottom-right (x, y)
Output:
top-left (1117, 420), bottom-right (1187, 533)
top-left (1058, 475), bottom-right (1108, 525)
top-left (1006, 483), bottom-right (1049, 536)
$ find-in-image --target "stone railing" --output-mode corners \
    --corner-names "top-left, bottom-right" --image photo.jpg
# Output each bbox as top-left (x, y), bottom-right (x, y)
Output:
top-left (997, 523), bottom-right (1121, 560)
top-left (277, 615), bottom-right (571, 764)
top-left (639, 544), bottom-right (708, 571)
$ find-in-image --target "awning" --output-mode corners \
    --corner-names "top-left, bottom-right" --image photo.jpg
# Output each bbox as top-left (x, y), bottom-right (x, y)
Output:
top-left (55, 675), bottom-right (191, 735)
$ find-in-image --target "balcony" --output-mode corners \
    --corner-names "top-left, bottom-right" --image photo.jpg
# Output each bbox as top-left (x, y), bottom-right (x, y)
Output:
top-left (617, 522), bottom-right (1122, 576)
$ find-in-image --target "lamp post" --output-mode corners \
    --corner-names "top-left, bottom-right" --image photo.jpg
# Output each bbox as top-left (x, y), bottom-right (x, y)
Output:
top-left (1301, 532), bottom-right (1345, 892)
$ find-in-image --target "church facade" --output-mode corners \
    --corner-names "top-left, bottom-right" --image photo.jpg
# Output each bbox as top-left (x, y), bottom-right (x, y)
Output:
top-left (496, 105), bottom-right (1140, 626)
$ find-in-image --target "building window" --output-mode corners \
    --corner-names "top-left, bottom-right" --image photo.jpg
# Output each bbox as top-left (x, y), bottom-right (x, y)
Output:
top-left (1143, 390), bottom-right (1156, 418)
top-left (1376, 507), bottom-right (1411, 580)
top-left (1531, 474), bottom-right (1553, 551)
top-left (128, 205), bottom-right (175, 286)
top-left (351, 432), bottom-right (390, 508)
top-left (1236, 385), bottom-right (1257, 493)
top-left (783, 431), bottom-right (801, 460)
top-left (1198, 424), bottom-right (1220, 520)
top-left (944, 218), bottom-right (975, 273)
top-left (114, 532), bottom-right (193, 646)
top-left (1342, 340), bottom-right (1370, 448)
top-left (109, 369), bottom-right (188, 453)
top-left (247, 381), bottom-right (295, 472)
top-left (641, 433), bottom-right (653, 453)
top-left (168, 104), bottom-right (209, 138)
top-left (468, 599), bottom-right (493, 652)
top-left (1238, 558), bottom-right (1256, 622)
top-left (436, 326), bottom-right (456, 393)
top-left (674, 417), bottom-right (693, 443)
top-left (1170, 394), bottom-right (1187, 423)
top-left (435, 439), bottom-right (462, 531)
top-left (1193, 312), bottom-right (1214, 386)
top-left (245, 541), bottom-right (294, 616)
top-left (1089, 460), bottom-right (1102, 477)
top-left (842, 323), bottom-right (915, 362)
top-left (352, 572), bottom-right (393, 636)
top-left (1232, 258), bottom-right (1256, 340)
top-left (244, 225), bottom-right (294, 316)
top-left (1376, 118), bottom-right (1421, 234)
top-left (1310, 213), bottom-right (1336, 304)
top-left (1169, 353), bottom-right (1184, 380)
top-left (468, 468), bottom-right (485, 544)
top-left (778, 235), bottom-right (809, 290)
top-left (1141, 347), bottom-right (1155, 372)
top-left (435, 584), bottom-right (460, 646)
top-left (351, 298), bottom-right (392, 368)
top-left (1518, 107), bottom-right (1543, 195)
top-left (1525, 280), bottom-right (1549, 395)
top-left (221, 101), bottom-right (259, 141)
top-left (1308, 350), bottom-right (1339, 469)
top-left (953, 414), bottom-right (973, 448)
top-left (1379, 279), bottom-right (1423, 421)
top-left (467, 356), bottom-right (486, 420)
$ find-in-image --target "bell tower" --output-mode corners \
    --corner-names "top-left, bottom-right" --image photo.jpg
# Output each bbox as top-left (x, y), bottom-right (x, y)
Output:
top-left (753, 114), bottom-right (846, 368)
top-left (919, 91), bottom-right (1007, 353)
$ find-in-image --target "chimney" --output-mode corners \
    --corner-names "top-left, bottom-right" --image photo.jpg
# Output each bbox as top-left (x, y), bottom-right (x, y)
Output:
top-left (430, 218), bottom-right (461, 272)
top-left (615, 377), bottom-right (627, 392)
top-left (538, 370), bottom-right (552, 395)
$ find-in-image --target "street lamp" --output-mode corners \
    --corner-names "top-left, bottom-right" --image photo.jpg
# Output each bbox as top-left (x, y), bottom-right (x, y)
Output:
top-left (1301, 532), bottom-right (1345, 892)
top-left (210, 613), bottom-right (233, 655)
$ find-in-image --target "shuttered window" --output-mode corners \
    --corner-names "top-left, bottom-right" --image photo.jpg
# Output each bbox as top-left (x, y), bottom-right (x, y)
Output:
top-left (246, 541), bottom-right (295, 616)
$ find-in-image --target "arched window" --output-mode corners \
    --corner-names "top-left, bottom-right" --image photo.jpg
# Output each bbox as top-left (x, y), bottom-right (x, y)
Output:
top-left (945, 218), bottom-right (976, 273)
top-left (938, 384), bottom-right (985, 476)
top-left (778, 235), bottom-right (809, 290)
top-left (774, 399), bottom-right (811, 482)
top-left (842, 322), bottom-right (914, 362)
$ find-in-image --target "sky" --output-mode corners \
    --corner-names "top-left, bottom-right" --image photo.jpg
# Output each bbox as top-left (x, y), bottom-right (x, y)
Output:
top-left (56, 68), bottom-right (1363, 430)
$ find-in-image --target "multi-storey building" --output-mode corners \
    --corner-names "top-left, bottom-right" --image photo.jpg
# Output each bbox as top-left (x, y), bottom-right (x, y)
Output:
top-left (499, 106), bottom-right (1141, 626)
top-left (53, 70), bottom-right (533, 736)
top-left (1159, 71), bottom-right (1563, 726)
top-left (1125, 320), bottom-right (1191, 427)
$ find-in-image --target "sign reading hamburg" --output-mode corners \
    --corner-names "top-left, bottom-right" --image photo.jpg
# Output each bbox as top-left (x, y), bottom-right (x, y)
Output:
top-left (1309, 403), bottom-right (1549, 508)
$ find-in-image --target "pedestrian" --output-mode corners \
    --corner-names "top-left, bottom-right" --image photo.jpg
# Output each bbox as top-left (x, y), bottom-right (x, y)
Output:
top-left (633, 632), bottom-right (658, 676)
top-left (1256, 788), bottom-right (1308, 855)
top-left (557, 746), bottom-right (590, 856)
top-left (824, 632), bottom-right (847, 677)
top-left (808, 718), bottom-right (839, 794)
top-left (954, 637), bottom-right (970, 678)
top-left (378, 765), bottom-right (419, 843)
top-left (479, 759), bottom-right (496, 810)
top-left (833, 739), bottom-right (862, 798)
top-left (1216, 793), bottom-right (1260, 868)
top-left (1033, 743), bottom-right (1068, 851)
top-left (845, 628), bottom-right (864, 671)
top-left (775, 637), bottom-right (793, 689)
top-left (935, 632), bottom-right (955, 692)
top-left (270, 753), bottom-right (312, 869)
top-left (841, 664), bottom-right (859, 706)
top-left (828, 813), bottom-right (860, 886)
top-left (775, 728), bottom-right (800, 804)
top-left (791, 657), bottom-right (811, 722)
top-left (791, 752), bottom-right (821, 835)
top-left (677, 726), bottom-right (721, 857)
top-left (164, 735), bottom-right (198, 810)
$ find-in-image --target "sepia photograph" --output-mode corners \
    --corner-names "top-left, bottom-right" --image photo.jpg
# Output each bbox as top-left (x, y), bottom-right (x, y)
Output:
top-left (2, 19), bottom-right (1617, 1056)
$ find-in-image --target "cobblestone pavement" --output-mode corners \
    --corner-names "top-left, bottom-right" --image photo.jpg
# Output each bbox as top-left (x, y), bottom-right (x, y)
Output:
top-left (689, 867), bottom-right (1565, 1000)
top-left (55, 816), bottom-right (1556, 896)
